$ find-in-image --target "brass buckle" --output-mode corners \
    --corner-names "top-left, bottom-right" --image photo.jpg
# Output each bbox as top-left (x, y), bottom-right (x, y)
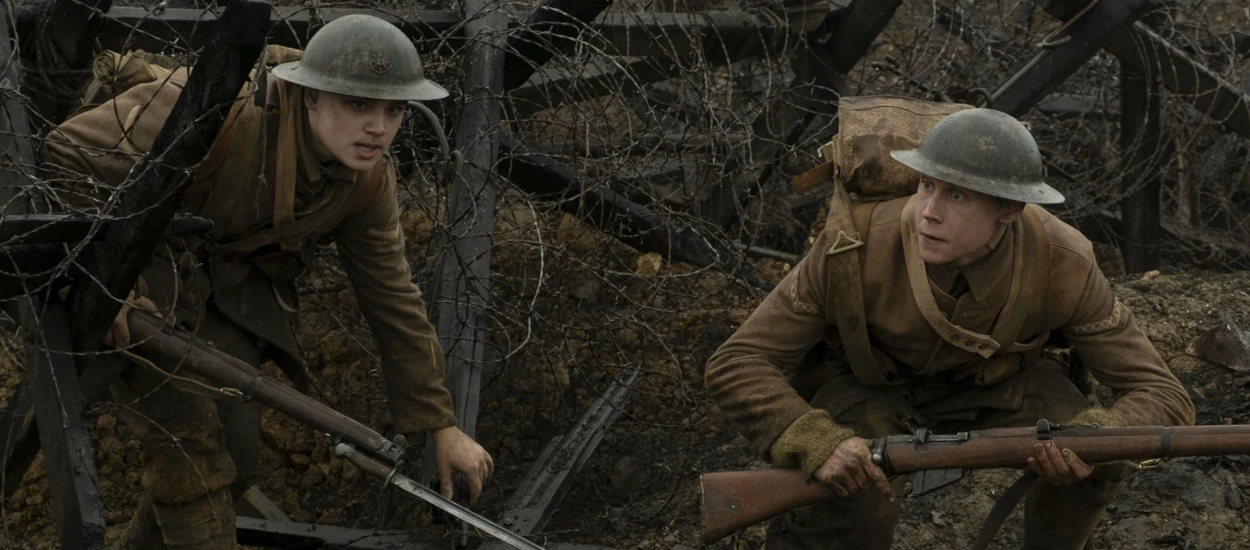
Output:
top-left (1137, 458), bottom-right (1164, 471)
top-left (826, 230), bottom-right (864, 256)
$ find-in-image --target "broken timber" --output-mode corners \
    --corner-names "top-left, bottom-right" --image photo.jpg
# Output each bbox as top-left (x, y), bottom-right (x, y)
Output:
top-left (488, 368), bottom-right (642, 542)
top-left (990, 0), bottom-right (1151, 116)
top-left (422, 0), bottom-right (506, 491)
top-left (0, 12), bottom-right (105, 547)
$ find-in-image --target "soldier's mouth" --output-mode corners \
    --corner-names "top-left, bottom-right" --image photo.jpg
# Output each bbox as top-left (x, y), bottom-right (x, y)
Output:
top-left (355, 144), bottom-right (382, 159)
top-left (920, 232), bottom-right (946, 244)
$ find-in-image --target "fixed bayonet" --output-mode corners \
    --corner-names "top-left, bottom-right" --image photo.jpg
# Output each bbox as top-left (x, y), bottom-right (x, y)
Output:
top-left (335, 444), bottom-right (547, 550)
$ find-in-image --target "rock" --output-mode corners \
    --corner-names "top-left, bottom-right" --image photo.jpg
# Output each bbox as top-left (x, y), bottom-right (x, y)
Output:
top-left (1226, 480), bottom-right (1243, 510)
top-left (635, 253), bottom-right (663, 276)
top-left (290, 453), bottom-right (311, 466)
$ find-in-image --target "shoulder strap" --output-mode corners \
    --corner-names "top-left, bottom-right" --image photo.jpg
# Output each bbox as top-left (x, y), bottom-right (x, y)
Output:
top-left (995, 205), bottom-right (1050, 354)
top-left (823, 181), bottom-right (893, 386)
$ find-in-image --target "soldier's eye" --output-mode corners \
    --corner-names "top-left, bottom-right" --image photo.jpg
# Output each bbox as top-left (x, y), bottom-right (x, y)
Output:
top-left (951, 190), bottom-right (963, 200)
top-left (351, 100), bottom-right (369, 110)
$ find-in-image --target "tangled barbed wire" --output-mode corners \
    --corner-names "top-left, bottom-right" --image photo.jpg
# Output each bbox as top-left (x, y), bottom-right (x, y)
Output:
top-left (3, 0), bottom-right (1250, 547)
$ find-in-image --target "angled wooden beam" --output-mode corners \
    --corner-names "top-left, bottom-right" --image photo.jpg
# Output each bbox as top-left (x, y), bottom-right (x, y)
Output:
top-left (503, 0), bottom-right (614, 91)
top-left (990, 0), bottom-right (1151, 116)
top-left (24, 297), bottom-right (106, 549)
top-left (492, 368), bottom-right (641, 539)
top-left (66, 0), bottom-right (268, 353)
top-left (1104, 22), bottom-right (1250, 140)
top-left (421, 0), bottom-right (506, 490)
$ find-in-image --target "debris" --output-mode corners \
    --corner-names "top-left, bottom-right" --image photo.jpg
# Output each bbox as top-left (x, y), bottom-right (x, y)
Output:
top-left (635, 253), bottom-right (664, 276)
top-left (1225, 475), bottom-right (1243, 510)
top-left (1185, 313), bottom-right (1250, 372)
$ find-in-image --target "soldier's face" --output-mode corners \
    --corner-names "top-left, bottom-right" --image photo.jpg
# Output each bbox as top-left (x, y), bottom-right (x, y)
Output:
top-left (914, 177), bottom-right (1023, 266)
top-left (306, 90), bottom-right (406, 171)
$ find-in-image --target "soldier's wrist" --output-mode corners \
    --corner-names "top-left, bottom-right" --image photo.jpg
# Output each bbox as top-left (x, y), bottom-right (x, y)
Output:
top-left (769, 409), bottom-right (857, 477)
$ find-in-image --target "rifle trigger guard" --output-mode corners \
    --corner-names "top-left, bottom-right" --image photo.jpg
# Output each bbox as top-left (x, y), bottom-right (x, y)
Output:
top-left (1035, 419), bottom-right (1053, 441)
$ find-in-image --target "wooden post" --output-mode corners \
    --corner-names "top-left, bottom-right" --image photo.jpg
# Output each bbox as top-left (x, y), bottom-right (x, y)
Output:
top-left (422, 0), bottom-right (506, 489)
top-left (0, 13), bottom-right (105, 547)
top-left (1118, 60), bottom-right (1163, 273)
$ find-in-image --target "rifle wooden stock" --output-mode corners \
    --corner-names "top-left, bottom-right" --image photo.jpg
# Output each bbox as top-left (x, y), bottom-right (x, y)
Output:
top-left (701, 424), bottom-right (1250, 543)
top-left (126, 310), bottom-right (404, 463)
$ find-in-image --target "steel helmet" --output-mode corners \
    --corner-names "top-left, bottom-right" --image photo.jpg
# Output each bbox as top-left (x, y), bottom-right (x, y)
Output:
top-left (272, 14), bottom-right (448, 101)
top-left (890, 108), bottom-right (1064, 204)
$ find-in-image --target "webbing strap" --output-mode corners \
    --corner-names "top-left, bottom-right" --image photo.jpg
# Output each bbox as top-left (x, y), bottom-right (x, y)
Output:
top-left (824, 181), bottom-right (890, 386)
top-left (990, 206), bottom-right (1051, 354)
top-left (973, 470), bottom-right (1038, 550)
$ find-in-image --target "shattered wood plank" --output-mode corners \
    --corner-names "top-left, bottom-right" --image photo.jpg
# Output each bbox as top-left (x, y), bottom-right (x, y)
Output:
top-left (489, 368), bottom-right (642, 540)
top-left (421, 0), bottom-right (506, 491)
top-left (824, 0), bottom-right (900, 73)
top-left (25, 297), bottom-right (105, 549)
top-left (0, 213), bottom-right (212, 246)
top-left (990, 0), bottom-right (1150, 116)
top-left (1104, 22), bottom-right (1250, 140)
top-left (503, 0), bottom-right (614, 91)
top-left (1118, 59), bottom-right (1164, 273)
top-left (66, 0), bottom-right (268, 353)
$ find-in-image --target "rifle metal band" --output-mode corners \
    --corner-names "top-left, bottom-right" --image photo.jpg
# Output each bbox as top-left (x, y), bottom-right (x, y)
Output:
top-left (1161, 426), bottom-right (1173, 461)
top-left (243, 373), bottom-right (266, 401)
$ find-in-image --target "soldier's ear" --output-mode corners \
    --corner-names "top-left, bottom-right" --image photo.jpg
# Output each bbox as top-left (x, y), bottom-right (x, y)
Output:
top-left (997, 200), bottom-right (1025, 225)
top-left (305, 89), bottom-right (320, 110)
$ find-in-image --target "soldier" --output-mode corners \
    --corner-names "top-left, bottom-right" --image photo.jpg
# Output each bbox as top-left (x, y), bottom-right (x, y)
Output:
top-left (42, 15), bottom-right (491, 550)
top-left (704, 108), bottom-right (1195, 550)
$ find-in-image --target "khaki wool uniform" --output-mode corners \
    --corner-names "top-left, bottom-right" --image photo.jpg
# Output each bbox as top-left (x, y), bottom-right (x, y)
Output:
top-left (43, 61), bottom-right (456, 549)
top-left (705, 195), bottom-right (1195, 550)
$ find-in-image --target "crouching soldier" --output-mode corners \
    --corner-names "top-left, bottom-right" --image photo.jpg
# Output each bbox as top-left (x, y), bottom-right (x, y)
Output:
top-left (704, 106), bottom-right (1195, 550)
top-left (42, 15), bottom-right (491, 549)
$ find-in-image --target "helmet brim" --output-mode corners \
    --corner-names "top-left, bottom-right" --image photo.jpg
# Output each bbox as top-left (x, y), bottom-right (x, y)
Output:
top-left (890, 149), bottom-right (1066, 205)
top-left (272, 61), bottom-right (450, 102)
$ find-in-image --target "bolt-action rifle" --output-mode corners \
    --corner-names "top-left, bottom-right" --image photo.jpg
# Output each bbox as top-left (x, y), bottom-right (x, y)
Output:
top-left (125, 310), bottom-right (544, 550)
top-left (700, 422), bottom-right (1250, 543)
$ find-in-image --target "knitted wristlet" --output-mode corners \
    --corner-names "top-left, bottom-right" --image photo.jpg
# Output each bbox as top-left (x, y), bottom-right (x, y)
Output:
top-left (769, 409), bottom-right (857, 477)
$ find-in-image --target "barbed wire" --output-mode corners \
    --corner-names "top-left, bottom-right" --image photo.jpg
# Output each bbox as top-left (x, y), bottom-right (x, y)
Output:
top-left (3, 0), bottom-right (1250, 547)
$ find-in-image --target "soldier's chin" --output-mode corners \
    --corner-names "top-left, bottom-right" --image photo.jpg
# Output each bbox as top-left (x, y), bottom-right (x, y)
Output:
top-left (917, 242), bottom-right (951, 265)
top-left (337, 150), bottom-right (382, 172)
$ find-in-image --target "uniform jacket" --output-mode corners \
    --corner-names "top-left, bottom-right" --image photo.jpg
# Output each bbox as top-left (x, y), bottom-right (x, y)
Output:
top-left (43, 66), bottom-right (456, 434)
top-left (705, 194), bottom-right (1195, 466)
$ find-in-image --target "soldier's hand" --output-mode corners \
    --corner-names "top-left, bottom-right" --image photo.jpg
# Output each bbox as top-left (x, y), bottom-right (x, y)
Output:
top-left (1028, 441), bottom-right (1093, 485)
top-left (813, 436), bottom-right (895, 501)
top-left (103, 292), bottom-right (160, 348)
top-left (431, 426), bottom-right (494, 506)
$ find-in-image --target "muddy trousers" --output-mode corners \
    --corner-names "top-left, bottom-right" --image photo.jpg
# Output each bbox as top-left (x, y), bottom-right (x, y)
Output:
top-left (765, 362), bottom-right (1130, 550)
top-left (111, 309), bottom-right (263, 550)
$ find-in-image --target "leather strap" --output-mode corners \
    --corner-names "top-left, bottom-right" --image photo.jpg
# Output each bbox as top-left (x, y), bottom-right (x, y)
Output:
top-left (973, 470), bottom-right (1038, 550)
top-left (824, 181), bottom-right (891, 386)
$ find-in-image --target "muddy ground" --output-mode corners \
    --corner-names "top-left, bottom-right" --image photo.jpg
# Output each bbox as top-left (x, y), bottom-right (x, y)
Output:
top-left (2, 192), bottom-right (1250, 549)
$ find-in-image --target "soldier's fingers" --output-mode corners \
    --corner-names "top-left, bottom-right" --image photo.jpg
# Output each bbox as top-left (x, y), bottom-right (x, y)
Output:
top-left (1062, 449), bottom-right (1094, 480)
top-left (865, 463), bottom-right (895, 502)
top-left (484, 452), bottom-right (495, 480)
top-left (829, 478), bottom-right (851, 499)
top-left (439, 465), bottom-right (455, 501)
top-left (847, 463), bottom-right (871, 493)
top-left (467, 469), bottom-right (483, 507)
top-left (1033, 445), bottom-right (1060, 478)
top-left (1044, 443), bottom-right (1072, 477)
